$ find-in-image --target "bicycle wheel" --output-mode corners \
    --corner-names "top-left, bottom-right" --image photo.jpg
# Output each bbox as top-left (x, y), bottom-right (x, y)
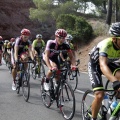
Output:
top-left (16, 83), bottom-right (20, 94)
top-left (31, 66), bottom-right (37, 79)
top-left (58, 81), bottom-right (75, 120)
top-left (81, 89), bottom-right (103, 120)
top-left (22, 72), bottom-right (30, 102)
top-left (40, 77), bottom-right (52, 108)
top-left (66, 70), bottom-right (78, 91)
top-left (39, 63), bottom-right (45, 79)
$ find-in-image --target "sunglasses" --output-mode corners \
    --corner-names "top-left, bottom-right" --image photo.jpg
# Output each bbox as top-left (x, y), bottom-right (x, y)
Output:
top-left (57, 36), bottom-right (65, 39)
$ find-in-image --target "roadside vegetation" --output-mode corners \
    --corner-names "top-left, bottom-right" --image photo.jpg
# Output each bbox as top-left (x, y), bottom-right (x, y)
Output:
top-left (29, 0), bottom-right (120, 45)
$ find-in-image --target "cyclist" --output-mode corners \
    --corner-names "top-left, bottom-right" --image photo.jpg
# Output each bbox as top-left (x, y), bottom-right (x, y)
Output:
top-left (32, 34), bottom-right (45, 59)
top-left (0, 36), bottom-right (4, 65)
top-left (11, 28), bottom-right (34, 90)
top-left (88, 22), bottom-right (120, 120)
top-left (60, 34), bottom-right (76, 63)
top-left (3, 40), bottom-right (9, 61)
top-left (43, 29), bottom-right (77, 91)
top-left (7, 38), bottom-right (15, 64)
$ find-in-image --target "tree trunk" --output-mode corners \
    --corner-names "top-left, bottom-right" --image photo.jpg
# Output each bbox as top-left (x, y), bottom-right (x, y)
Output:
top-left (106, 0), bottom-right (112, 25)
top-left (115, 0), bottom-right (118, 22)
top-left (103, 0), bottom-right (107, 14)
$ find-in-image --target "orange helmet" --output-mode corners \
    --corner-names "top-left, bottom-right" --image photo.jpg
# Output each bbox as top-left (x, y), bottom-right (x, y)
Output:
top-left (21, 28), bottom-right (31, 36)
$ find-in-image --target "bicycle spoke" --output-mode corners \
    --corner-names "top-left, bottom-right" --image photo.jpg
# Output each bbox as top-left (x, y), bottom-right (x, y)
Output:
top-left (22, 72), bottom-right (30, 102)
top-left (59, 82), bottom-right (75, 120)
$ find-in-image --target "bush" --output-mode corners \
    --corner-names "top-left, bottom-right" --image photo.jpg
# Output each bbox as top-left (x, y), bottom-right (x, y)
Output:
top-left (56, 14), bottom-right (93, 44)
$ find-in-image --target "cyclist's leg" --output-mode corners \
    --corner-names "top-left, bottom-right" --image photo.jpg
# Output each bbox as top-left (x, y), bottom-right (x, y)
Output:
top-left (0, 50), bottom-right (2, 65)
top-left (88, 60), bottom-right (104, 119)
top-left (11, 50), bottom-right (17, 90)
top-left (20, 52), bottom-right (29, 71)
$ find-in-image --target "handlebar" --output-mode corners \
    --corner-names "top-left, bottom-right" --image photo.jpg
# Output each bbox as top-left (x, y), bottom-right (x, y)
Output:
top-left (104, 89), bottom-right (117, 98)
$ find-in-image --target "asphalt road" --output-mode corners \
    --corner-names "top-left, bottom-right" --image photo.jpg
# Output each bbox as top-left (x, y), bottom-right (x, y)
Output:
top-left (0, 59), bottom-right (108, 120)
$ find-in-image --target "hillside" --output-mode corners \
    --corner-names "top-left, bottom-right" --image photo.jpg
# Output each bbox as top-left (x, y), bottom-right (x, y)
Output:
top-left (77, 36), bottom-right (108, 72)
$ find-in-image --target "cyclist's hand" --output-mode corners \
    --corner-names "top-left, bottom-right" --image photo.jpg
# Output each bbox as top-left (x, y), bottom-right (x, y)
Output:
top-left (112, 81), bottom-right (120, 90)
top-left (50, 67), bottom-right (58, 72)
top-left (71, 66), bottom-right (77, 71)
top-left (32, 59), bottom-right (36, 64)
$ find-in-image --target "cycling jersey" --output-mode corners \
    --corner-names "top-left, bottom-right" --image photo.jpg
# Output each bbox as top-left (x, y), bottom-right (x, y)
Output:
top-left (15, 36), bottom-right (31, 55)
top-left (43, 39), bottom-right (71, 68)
top-left (7, 42), bottom-right (12, 50)
top-left (88, 38), bottom-right (120, 91)
top-left (45, 39), bottom-right (70, 59)
top-left (97, 38), bottom-right (120, 63)
top-left (32, 39), bottom-right (45, 48)
top-left (32, 39), bottom-right (45, 55)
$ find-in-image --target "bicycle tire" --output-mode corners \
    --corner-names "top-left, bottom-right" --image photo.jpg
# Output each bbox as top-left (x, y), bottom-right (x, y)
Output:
top-left (31, 66), bottom-right (37, 79)
top-left (40, 77), bottom-right (52, 108)
top-left (39, 63), bottom-right (45, 79)
top-left (66, 70), bottom-right (78, 91)
top-left (22, 72), bottom-right (30, 102)
top-left (58, 81), bottom-right (75, 120)
top-left (81, 89), bottom-right (104, 120)
top-left (16, 84), bottom-right (20, 94)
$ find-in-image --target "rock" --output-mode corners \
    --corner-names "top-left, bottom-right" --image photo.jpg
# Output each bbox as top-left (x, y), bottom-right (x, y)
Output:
top-left (0, 0), bottom-right (55, 41)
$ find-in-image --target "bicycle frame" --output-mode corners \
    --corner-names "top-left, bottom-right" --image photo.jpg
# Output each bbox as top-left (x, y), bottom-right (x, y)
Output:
top-left (49, 68), bottom-right (67, 106)
top-left (109, 102), bottom-right (120, 120)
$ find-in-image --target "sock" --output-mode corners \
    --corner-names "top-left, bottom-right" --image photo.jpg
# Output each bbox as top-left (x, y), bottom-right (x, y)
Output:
top-left (92, 118), bottom-right (97, 120)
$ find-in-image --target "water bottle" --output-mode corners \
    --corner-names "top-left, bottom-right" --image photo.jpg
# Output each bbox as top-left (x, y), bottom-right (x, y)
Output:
top-left (102, 94), bottom-right (109, 111)
top-left (108, 101), bottom-right (118, 115)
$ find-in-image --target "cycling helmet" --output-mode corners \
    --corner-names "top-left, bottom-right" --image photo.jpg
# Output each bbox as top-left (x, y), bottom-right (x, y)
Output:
top-left (10, 38), bottom-right (15, 42)
top-left (21, 28), bottom-right (31, 36)
top-left (65, 34), bottom-right (73, 40)
top-left (55, 29), bottom-right (67, 37)
top-left (109, 22), bottom-right (120, 37)
top-left (0, 36), bottom-right (3, 40)
top-left (36, 34), bottom-right (42, 39)
top-left (5, 40), bottom-right (9, 43)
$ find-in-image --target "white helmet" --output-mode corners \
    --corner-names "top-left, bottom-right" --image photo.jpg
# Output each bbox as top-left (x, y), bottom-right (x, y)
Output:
top-left (36, 34), bottom-right (42, 39)
top-left (5, 40), bottom-right (9, 43)
top-left (65, 34), bottom-right (73, 40)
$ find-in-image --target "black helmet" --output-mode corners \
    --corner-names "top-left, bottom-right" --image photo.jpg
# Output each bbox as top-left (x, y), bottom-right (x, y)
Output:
top-left (109, 22), bottom-right (120, 37)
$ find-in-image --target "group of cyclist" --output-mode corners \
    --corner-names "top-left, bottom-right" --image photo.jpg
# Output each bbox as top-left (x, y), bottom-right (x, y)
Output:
top-left (1, 22), bottom-right (120, 120)
top-left (0, 28), bottom-right (77, 92)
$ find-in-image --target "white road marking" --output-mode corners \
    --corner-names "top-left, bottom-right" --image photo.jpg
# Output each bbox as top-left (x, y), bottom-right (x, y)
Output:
top-left (76, 89), bottom-right (94, 97)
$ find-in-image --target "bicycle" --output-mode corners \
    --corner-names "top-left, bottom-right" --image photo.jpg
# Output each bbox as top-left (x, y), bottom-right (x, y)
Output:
top-left (62, 59), bottom-right (80, 91)
top-left (31, 49), bottom-right (45, 80)
top-left (81, 88), bottom-right (120, 120)
top-left (40, 50), bottom-right (76, 120)
top-left (15, 60), bottom-right (32, 102)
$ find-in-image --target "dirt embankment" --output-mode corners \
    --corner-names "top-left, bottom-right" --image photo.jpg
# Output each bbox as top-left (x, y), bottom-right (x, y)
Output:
top-left (77, 36), bottom-right (108, 72)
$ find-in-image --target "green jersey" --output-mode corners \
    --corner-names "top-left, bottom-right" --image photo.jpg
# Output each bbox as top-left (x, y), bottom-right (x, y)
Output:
top-left (97, 38), bottom-right (120, 62)
top-left (32, 39), bottom-right (45, 48)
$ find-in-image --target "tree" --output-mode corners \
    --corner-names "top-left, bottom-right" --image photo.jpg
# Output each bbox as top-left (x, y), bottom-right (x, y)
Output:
top-left (106, 0), bottom-right (112, 25)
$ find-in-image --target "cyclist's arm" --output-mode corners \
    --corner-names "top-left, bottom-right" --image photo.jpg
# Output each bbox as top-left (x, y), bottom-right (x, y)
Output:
top-left (68, 50), bottom-right (76, 66)
top-left (28, 46), bottom-right (34, 60)
top-left (44, 50), bottom-right (52, 70)
top-left (31, 42), bottom-right (36, 54)
top-left (14, 45), bottom-right (18, 61)
top-left (60, 52), bottom-right (65, 61)
top-left (99, 56), bottom-right (117, 82)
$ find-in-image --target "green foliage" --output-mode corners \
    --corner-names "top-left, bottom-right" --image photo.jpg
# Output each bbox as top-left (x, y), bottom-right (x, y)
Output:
top-left (56, 14), bottom-right (93, 43)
